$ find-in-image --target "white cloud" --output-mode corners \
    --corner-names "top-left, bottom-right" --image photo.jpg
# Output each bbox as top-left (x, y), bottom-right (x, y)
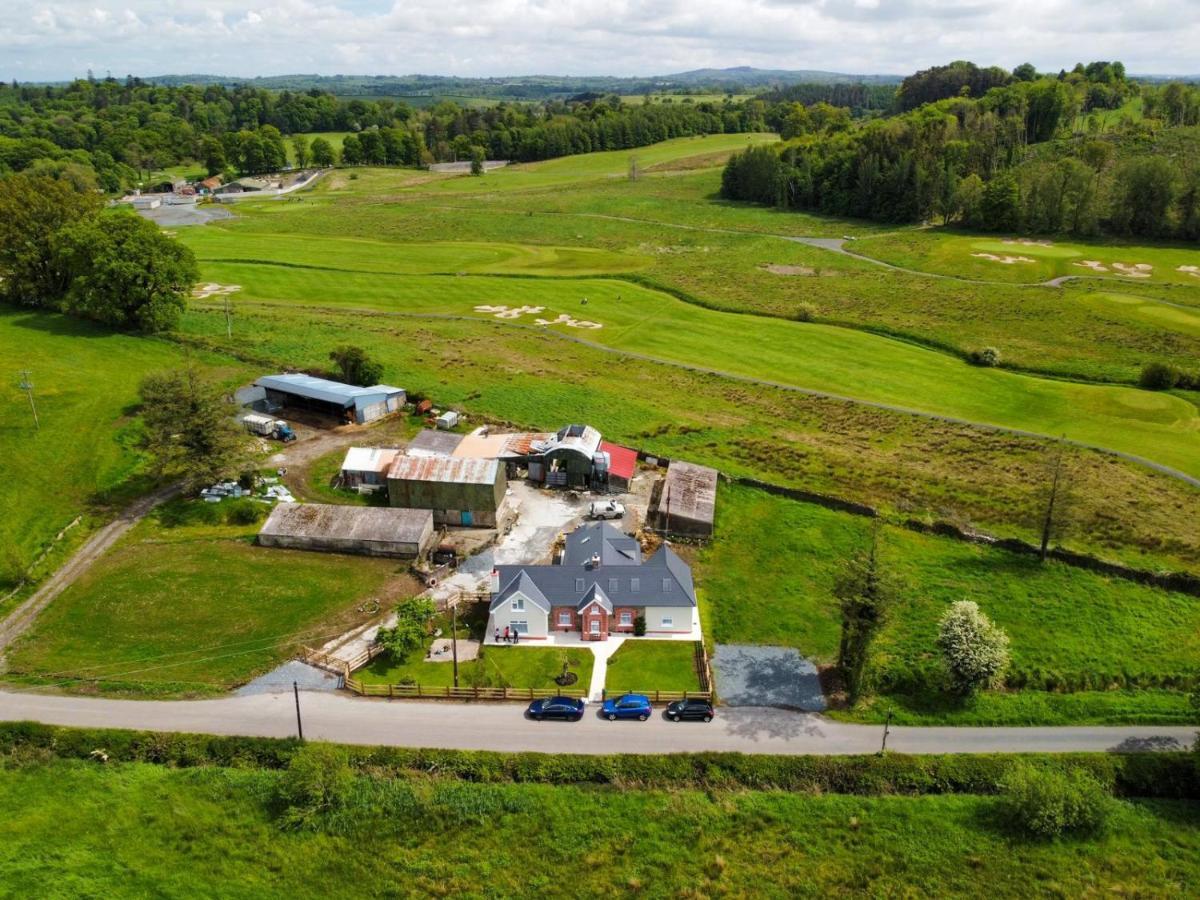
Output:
top-left (1, 0), bottom-right (1198, 81)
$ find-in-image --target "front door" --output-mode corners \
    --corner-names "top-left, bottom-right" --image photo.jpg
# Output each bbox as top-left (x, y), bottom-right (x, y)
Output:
top-left (461, 510), bottom-right (473, 526)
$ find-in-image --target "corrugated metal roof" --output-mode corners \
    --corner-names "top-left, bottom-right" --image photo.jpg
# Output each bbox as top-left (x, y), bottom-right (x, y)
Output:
top-left (255, 374), bottom-right (403, 407)
top-left (407, 430), bottom-right (465, 457)
top-left (660, 460), bottom-right (718, 524)
top-left (388, 455), bottom-right (500, 485)
top-left (341, 447), bottom-right (399, 473)
top-left (259, 503), bottom-right (432, 543)
top-left (599, 441), bottom-right (638, 480)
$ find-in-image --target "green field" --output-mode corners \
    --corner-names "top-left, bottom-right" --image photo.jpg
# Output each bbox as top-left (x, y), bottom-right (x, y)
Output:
top-left (605, 640), bottom-right (703, 693)
top-left (0, 758), bottom-right (1195, 897)
top-left (3, 506), bottom-right (400, 695)
top-left (0, 310), bottom-right (249, 590)
top-left (696, 483), bottom-right (1200, 724)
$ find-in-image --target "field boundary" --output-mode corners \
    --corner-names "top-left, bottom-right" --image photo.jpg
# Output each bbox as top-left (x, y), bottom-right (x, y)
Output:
top-left (343, 680), bottom-right (586, 701)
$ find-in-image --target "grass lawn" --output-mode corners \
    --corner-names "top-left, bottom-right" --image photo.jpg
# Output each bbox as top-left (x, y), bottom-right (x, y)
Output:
top-left (357, 633), bottom-right (594, 692)
top-left (605, 640), bottom-right (703, 693)
top-left (2, 504), bottom-right (401, 695)
top-left (696, 483), bottom-right (1200, 724)
top-left (0, 759), bottom-right (1196, 897)
top-left (0, 308), bottom-right (249, 591)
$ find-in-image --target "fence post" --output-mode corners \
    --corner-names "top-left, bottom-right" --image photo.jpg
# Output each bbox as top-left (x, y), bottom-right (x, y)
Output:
top-left (475, 685), bottom-right (480, 700)
top-left (388, 684), bottom-right (394, 699)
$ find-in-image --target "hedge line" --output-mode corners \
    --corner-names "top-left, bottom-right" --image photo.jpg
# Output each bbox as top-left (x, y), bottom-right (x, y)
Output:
top-left (0, 722), bottom-right (1195, 798)
top-left (874, 659), bottom-right (1200, 695)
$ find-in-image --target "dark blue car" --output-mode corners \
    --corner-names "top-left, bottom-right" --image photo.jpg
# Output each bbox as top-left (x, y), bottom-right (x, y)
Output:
top-left (526, 696), bottom-right (586, 721)
top-left (601, 693), bottom-right (652, 721)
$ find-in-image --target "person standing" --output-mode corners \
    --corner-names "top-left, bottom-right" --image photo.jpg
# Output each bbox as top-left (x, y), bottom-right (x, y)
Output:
top-left (503, 626), bottom-right (510, 644)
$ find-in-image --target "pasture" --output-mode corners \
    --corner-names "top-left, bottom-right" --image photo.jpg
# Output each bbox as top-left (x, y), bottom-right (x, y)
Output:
top-left (696, 483), bottom-right (1200, 724)
top-left (2, 506), bottom-right (401, 695)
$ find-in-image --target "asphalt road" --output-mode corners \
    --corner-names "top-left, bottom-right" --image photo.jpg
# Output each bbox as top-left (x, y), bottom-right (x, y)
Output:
top-left (0, 690), bottom-right (1192, 756)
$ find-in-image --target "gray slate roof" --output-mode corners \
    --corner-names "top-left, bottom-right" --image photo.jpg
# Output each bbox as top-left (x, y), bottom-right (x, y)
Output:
top-left (490, 524), bottom-right (696, 612)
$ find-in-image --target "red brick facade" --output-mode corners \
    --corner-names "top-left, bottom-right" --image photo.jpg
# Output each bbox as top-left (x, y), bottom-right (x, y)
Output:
top-left (548, 604), bottom-right (642, 640)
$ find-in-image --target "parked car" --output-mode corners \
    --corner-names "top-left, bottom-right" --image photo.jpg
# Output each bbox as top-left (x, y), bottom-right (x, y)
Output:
top-left (666, 698), bottom-right (714, 722)
top-left (526, 696), bottom-right (586, 721)
top-left (589, 500), bottom-right (625, 520)
top-left (601, 693), bottom-right (652, 721)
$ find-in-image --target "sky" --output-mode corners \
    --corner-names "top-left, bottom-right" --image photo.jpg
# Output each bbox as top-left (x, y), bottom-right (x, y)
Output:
top-left (4, 0), bottom-right (1200, 82)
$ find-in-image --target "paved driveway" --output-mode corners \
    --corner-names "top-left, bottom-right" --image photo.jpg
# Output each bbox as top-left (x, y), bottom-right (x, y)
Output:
top-left (713, 644), bottom-right (827, 711)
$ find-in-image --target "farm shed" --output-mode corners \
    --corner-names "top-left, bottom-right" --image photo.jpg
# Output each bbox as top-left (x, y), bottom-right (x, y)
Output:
top-left (407, 429), bottom-right (464, 457)
top-left (257, 503), bottom-right (434, 558)
top-left (649, 460), bottom-right (718, 538)
top-left (255, 374), bottom-right (405, 424)
top-left (598, 441), bottom-right (638, 492)
top-left (339, 447), bottom-right (400, 489)
top-left (527, 424), bottom-right (602, 489)
top-left (387, 456), bottom-right (507, 527)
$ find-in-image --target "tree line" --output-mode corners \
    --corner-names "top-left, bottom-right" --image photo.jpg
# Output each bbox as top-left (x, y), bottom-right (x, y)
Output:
top-left (721, 62), bottom-right (1200, 240)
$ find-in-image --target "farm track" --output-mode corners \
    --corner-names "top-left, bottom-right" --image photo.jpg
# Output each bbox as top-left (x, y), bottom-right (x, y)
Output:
top-left (0, 483), bottom-right (181, 659)
top-left (201, 300), bottom-right (1200, 491)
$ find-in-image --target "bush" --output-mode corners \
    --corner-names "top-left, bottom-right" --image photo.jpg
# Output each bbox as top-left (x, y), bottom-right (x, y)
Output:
top-left (277, 743), bottom-right (355, 828)
top-left (937, 601), bottom-right (1010, 694)
top-left (633, 615), bottom-right (647, 637)
top-left (792, 302), bottom-right (818, 323)
top-left (1140, 362), bottom-right (1180, 390)
top-left (969, 347), bottom-right (1001, 367)
top-left (999, 762), bottom-right (1112, 838)
top-left (225, 499), bottom-right (266, 526)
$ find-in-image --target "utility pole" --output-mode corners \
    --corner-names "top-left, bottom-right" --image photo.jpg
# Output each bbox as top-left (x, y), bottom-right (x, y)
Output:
top-left (879, 709), bottom-right (893, 755)
top-left (293, 680), bottom-right (304, 742)
top-left (18, 370), bottom-right (39, 430)
top-left (451, 597), bottom-right (459, 688)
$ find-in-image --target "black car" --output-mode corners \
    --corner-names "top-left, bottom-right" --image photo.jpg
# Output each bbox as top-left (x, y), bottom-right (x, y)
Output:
top-left (526, 696), bottom-right (586, 721)
top-left (666, 698), bottom-right (714, 722)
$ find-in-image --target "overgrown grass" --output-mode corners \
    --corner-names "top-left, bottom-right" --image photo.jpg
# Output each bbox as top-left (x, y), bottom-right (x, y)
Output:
top-left (605, 640), bottom-right (703, 693)
top-left (2, 505), bottom-right (400, 695)
top-left (0, 759), bottom-right (1195, 897)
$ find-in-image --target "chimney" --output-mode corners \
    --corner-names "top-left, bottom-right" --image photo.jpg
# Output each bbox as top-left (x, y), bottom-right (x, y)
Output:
top-left (589, 553), bottom-right (600, 569)
top-left (489, 568), bottom-right (500, 594)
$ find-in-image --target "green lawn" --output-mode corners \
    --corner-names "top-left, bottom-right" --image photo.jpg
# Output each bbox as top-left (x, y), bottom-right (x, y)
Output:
top-left (0, 759), bottom-right (1196, 897)
top-left (605, 640), bottom-right (703, 693)
top-left (3, 505), bottom-right (400, 695)
top-left (357, 643), bottom-right (594, 692)
top-left (0, 309), bottom-right (249, 591)
top-left (696, 483), bottom-right (1200, 724)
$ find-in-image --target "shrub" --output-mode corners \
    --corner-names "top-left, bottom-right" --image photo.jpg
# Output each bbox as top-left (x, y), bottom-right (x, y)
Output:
top-left (792, 302), bottom-right (818, 322)
top-left (277, 743), bottom-right (354, 828)
top-left (999, 762), bottom-right (1112, 838)
top-left (1139, 362), bottom-right (1180, 390)
top-left (969, 346), bottom-right (1001, 367)
top-left (937, 601), bottom-right (1010, 694)
top-left (225, 499), bottom-right (266, 526)
top-left (633, 615), bottom-right (647, 637)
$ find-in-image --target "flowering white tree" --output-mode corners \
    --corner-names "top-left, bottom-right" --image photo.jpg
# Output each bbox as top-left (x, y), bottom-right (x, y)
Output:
top-left (936, 601), bottom-right (1010, 694)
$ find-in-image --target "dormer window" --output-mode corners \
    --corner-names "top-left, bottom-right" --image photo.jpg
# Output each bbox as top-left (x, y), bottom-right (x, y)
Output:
top-left (663, 578), bottom-right (671, 592)
top-left (608, 578), bottom-right (618, 593)
top-left (631, 577), bottom-right (639, 592)
top-left (575, 578), bottom-right (585, 592)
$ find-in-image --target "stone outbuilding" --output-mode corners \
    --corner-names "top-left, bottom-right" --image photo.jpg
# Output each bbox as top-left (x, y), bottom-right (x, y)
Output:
top-left (386, 456), bottom-right (507, 528)
top-left (257, 503), bottom-right (434, 558)
top-left (648, 460), bottom-right (718, 538)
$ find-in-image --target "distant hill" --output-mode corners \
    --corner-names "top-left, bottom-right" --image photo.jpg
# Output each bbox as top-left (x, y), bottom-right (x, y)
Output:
top-left (141, 68), bottom-right (902, 101)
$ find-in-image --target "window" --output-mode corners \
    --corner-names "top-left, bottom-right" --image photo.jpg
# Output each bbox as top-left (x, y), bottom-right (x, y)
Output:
top-left (660, 615), bottom-right (673, 628)
top-left (511, 620), bottom-right (528, 633)
top-left (663, 578), bottom-right (672, 592)
top-left (608, 578), bottom-right (618, 593)
top-left (511, 596), bottom-right (524, 612)
top-left (590, 619), bottom-right (600, 634)
top-left (575, 578), bottom-right (585, 592)
top-left (630, 578), bottom-right (640, 592)
top-left (558, 610), bottom-right (572, 626)
top-left (619, 611), bottom-right (632, 626)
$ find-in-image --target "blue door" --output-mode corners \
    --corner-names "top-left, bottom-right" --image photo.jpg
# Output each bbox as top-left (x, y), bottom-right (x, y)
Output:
top-left (462, 511), bottom-right (474, 526)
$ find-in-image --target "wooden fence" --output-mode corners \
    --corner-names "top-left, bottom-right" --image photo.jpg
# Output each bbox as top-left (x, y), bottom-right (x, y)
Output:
top-left (299, 643), bottom-right (384, 681)
top-left (599, 689), bottom-right (713, 704)
top-left (343, 680), bottom-right (586, 701)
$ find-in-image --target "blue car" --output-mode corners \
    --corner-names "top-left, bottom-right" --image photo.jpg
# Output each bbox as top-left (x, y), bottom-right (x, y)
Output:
top-left (526, 696), bottom-right (586, 721)
top-left (601, 693), bottom-right (652, 721)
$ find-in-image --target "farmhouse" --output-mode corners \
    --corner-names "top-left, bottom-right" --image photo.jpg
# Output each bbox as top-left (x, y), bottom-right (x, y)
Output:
top-left (488, 522), bottom-right (699, 641)
top-left (648, 460), bottom-right (718, 538)
top-left (339, 447), bottom-right (400, 490)
top-left (257, 503), bottom-right (434, 558)
top-left (386, 455), bottom-right (507, 527)
top-left (256, 374), bottom-right (405, 424)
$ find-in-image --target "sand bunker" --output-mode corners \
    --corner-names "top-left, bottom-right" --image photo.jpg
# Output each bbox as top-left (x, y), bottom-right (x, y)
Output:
top-left (1002, 238), bottom-right (1054, 247)
top-left (474, 304), bottom-right (601, 329)
top-left (761, 264), bottom-right (816, 276)
top-left (971, 253), bottom-right (1035, 264)
top-left (1074, 260), bottom-right (1108, 273)
top-left (1113, 263), bottom-right (1153, 278)
top-left (191, 282), bottom-right (242, 299)
top-left (1177, 265), bottom-right (1200, 279)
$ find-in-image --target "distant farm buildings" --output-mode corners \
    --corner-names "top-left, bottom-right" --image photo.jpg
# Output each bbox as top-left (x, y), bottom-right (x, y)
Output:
top-left (257, 503), bottom-right (434, 558)
top-left (256, 374), bottom-right (405, 425)
top-left (339, 447), bottom-right (400, 491)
